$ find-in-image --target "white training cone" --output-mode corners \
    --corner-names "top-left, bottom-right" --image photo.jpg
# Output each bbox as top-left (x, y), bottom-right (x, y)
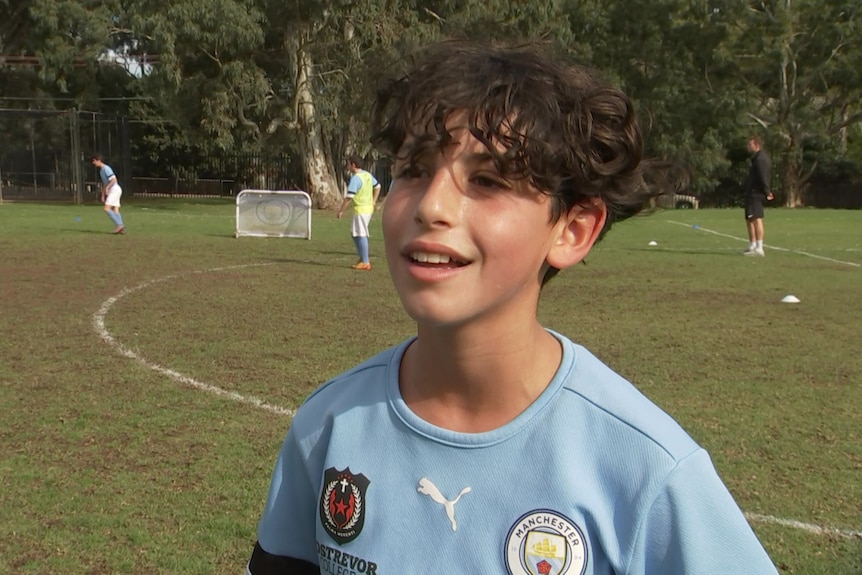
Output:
top-left (781, 295), bottom-right (800, 303)
top-left (648, 240), bottom-right (658, 246)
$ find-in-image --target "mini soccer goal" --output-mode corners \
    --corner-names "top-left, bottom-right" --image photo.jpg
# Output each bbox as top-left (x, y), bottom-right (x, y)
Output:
top-left (235, 190), bottom-right (312, 239)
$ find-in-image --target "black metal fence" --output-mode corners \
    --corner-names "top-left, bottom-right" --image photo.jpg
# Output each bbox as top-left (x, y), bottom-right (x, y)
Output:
top-left (130, 152), bottom-right (305, 198)
top-left (2, 107), bottom-right (859, 208)
top-left (0, 109), bottom-right (306, 203)
top-left (0, 109), bottom-right (72, 201)
top-left (805, 182), bottom-right (862, 209)
top-left (0, 108), bottom-right (130, 202)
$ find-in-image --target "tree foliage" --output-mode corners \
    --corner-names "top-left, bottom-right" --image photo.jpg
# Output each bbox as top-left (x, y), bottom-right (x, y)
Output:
top-left (729, 0), bottom-right (862, 204)
top-left (2, 0), bottom-right (860, 206)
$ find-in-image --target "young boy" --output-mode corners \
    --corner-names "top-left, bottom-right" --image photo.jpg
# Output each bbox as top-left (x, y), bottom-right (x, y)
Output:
top-left (337, 156), bottom-right (382, 270)
top-left (248, 40), bottom-right (778, 574)
top-left (91, 154), bottom-right (125, 234)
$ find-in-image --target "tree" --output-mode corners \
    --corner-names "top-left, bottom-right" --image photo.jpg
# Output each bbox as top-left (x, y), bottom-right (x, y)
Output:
top-left (0, 0), bottom-right (139, 204)
top-left (1, 0), bottom-right (128, 102)
top-left (731, 0), bottom-right (862, 205)
top-left (570, 0), bottom-right (752, 198)
top-left (126, 0), bottom-right (389, 208)
top-left (123, 0), bottom-right (268, 151)
top-left (0, 0), bottom-right (35, 55)
top-left (258, 0), bottom-right (448, 208)
top-left (259, 1), bottom-right (347, 209)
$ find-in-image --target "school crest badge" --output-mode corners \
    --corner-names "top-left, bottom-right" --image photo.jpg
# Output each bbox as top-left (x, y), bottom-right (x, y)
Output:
top-left (320, 467), bottom-right (370, 544)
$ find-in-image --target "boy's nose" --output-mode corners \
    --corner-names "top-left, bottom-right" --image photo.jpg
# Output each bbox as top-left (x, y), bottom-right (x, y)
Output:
top-left (413, 166), bottom-right (461, 228)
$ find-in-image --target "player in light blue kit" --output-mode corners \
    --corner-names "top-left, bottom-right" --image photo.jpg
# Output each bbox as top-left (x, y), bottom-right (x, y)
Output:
top-left (248, 40), bottom-right (779, 575)
top-left (91, 153), bottom-right (125, 234)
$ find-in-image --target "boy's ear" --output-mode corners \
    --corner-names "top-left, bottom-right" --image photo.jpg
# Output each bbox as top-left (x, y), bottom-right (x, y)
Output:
top-left (546, 199), bottom-right (608, 270)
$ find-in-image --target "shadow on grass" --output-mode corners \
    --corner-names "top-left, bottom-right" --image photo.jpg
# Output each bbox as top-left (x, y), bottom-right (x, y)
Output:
top-left (266, 257), bottom-right (384, 271)
top-left (136, 205), bottom-right (181, 212)
top-left (267, 257), bottom-right (339, 268)
top-left (315, 249), bottom-right (361, 257)
top-left (61, 228), bottom-right (123, 234)
top-left (625, 247), bottom-right (742, 257)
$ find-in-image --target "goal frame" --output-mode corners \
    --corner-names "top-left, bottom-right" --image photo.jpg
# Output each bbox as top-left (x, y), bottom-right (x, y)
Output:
top-left (235, 189), bottom-right (312, 239)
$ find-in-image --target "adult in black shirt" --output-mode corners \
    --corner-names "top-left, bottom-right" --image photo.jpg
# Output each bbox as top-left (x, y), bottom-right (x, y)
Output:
top-left (742, 136), bottom-right (773, 256)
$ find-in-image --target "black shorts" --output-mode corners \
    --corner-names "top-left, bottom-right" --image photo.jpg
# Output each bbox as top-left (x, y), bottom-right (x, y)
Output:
top-left (745, 195), bottom-right (765, 220)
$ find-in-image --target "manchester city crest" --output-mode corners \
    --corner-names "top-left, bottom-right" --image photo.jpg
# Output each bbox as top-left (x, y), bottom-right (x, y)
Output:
top-left (505, 510), bottom-right (588, 575)
top-left (320, 467), bottom-right (370, 544)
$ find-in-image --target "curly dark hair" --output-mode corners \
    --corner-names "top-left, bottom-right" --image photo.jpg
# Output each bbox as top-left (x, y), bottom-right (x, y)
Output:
top-left (370, 40), bottom-right (652, 276)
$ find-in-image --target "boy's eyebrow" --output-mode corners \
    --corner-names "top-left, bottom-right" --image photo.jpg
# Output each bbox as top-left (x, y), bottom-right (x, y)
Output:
top-left (396, 139), bottom-right (499, 169)
top-left (461, 151), bottom-right (497, 167)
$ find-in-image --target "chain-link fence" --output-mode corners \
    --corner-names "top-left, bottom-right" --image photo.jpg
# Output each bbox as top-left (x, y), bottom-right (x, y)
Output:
top-left (0, 108), bottom-right (129, 203)
top-left (0, 108), bottom-right (307, 203)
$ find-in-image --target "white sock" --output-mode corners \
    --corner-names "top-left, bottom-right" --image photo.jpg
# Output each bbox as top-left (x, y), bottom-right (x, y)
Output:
top-left (749, 242), bottom-right (756, 250)
top-left (756, 240), bottom-right (763, 250)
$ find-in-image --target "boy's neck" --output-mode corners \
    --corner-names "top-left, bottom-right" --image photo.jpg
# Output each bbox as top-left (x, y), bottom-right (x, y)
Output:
top-left (399, 322), bottom-right (562, 433)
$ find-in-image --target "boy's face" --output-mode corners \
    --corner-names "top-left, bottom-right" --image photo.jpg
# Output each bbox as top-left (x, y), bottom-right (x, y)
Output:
top-left (382, 113), bottom-right (570, 329)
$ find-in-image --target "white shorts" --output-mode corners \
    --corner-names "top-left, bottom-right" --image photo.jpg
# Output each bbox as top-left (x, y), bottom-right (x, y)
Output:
top-left (351, 213), bottom-right (372, 237)
top-left (105, 184), bottom-right (123, 207)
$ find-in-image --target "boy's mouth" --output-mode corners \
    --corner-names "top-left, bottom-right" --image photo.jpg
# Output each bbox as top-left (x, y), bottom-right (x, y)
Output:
top-left (410, 252), bottom-right (469, 267)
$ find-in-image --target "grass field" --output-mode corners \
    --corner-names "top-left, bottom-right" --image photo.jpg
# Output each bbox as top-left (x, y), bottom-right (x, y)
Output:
top-left (1, 199), bottom-right (860, 574)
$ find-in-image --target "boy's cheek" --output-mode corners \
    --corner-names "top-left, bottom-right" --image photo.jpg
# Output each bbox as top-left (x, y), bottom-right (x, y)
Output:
top-left (381, 196), bottom-right (407, 236)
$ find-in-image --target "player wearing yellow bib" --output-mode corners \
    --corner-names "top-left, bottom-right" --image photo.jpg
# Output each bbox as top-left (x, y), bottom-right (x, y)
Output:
top-left (337, 156), bottom-right (381, 270)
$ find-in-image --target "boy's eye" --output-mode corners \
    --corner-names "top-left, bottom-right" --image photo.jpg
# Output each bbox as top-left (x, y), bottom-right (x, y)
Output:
top-left (471, 174), bottom-right (508, 190)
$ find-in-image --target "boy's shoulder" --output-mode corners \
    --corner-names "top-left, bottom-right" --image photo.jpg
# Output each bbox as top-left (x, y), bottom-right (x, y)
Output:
top-left (560, 335), bottom-right (700, 461)
top-left (291, 339), bottom-right (409, 422)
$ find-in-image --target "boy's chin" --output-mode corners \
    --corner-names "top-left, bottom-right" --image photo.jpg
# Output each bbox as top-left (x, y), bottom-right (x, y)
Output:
top-left (402, 304), bottom-right (467, 330)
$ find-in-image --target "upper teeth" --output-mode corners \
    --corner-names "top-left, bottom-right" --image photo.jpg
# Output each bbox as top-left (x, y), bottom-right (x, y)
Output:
top-left (411, 252), bottom-right (453, 264)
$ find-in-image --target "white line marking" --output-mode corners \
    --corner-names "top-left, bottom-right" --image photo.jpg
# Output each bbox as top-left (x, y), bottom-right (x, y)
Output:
top-left (92, 263), bottom-right (295, 418)
top-left (94, 264), bottom-right (862, 541)
top-left (745, 512), bottom-right (862, 540)
top-left (668, 220), bottom-right (861, 268)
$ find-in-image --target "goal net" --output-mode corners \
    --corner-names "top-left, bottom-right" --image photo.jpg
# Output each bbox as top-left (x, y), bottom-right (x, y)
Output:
top-left (235, 190), bottom-right (312, 239)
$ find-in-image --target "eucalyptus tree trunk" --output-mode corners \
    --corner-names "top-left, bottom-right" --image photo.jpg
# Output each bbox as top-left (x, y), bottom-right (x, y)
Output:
top-left (780, 156), bottom-right (804, 207)
top-left (287, 27), bottom-right (342, 209)
top-left (774, 3), bottom-right (806, 208)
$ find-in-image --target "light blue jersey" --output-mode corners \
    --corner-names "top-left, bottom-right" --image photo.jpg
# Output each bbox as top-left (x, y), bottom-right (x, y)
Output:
top-left (254, 332), bottom-right (778, 574)
top-left (99, 164), bottom-right (116, 187)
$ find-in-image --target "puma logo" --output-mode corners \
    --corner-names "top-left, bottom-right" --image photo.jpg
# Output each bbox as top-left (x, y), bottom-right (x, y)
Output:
top-left (417, 477), bottom-right (471, 531)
